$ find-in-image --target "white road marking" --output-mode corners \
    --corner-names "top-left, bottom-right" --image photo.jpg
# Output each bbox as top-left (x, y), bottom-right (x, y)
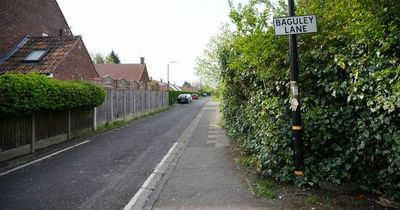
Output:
top-left (125, 107), bottom-right (205, 210)
top-left (124, 142), bottom-right (178, 210)
top-left (0, 140), bottom-right (90, 177)
top-left (154, 143), bottom-right (177, 173)
top-left (124, 188), bottom-right (145, 210)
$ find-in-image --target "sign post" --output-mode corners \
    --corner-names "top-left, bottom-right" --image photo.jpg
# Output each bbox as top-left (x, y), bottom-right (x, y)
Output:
top-left (273, 0), bottom-right (317, 176)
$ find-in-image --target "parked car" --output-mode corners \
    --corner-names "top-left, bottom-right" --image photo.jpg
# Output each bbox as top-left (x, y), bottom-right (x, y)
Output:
top-left (191, 94), bottom-right (199, 100)
top-left (177, 94), bottom-right (192, 104)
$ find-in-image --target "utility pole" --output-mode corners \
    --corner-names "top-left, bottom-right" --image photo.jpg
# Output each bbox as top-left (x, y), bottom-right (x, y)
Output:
top-left (288, 0), bottom-right (304, 176)
top-left (167, 61), bottom-right (177, 91)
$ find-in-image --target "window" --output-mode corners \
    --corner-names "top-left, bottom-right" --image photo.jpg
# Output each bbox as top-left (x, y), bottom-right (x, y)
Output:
top-left (23, 49), bottom-right (49, 62)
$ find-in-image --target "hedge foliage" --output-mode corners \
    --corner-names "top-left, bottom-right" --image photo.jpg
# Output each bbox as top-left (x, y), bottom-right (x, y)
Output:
top-left (217, 0), bottom-right (400, 200)
top-left (0, 73), bottom-right (105, 115)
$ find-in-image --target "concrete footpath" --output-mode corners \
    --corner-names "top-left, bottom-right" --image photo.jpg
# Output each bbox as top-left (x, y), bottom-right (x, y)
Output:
top-left (146, 101), bottom-right (274, 210)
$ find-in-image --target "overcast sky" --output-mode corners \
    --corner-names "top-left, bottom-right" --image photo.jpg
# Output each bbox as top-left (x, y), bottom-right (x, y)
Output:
top-left (57, 0), bottom-right (242, 86)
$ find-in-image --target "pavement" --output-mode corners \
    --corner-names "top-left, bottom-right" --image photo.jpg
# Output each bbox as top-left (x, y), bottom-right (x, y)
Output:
top-left (143, 101), bottom-right (273, 210)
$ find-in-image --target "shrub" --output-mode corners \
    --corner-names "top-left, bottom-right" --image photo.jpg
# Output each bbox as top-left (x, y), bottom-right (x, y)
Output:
top-left (0, 73), bottom-right (105, 116)
top-left (219, 0), bottom-right (400, 200)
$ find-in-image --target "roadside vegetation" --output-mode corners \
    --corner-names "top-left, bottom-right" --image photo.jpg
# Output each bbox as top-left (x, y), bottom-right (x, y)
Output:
top-left (0, 73), bottom-right (105, 116)
top-left (196, 0), bottom-right (400, 204)
top-left (97, 106), bottom-right (170, 132)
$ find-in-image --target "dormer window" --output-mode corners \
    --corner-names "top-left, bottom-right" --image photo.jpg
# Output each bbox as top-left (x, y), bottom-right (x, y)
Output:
top-left (22, 49), bottom-right (49, 63)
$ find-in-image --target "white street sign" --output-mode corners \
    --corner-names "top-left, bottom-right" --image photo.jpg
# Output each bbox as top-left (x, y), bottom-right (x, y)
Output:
top-left (273, 15), bottom-right (317, 36)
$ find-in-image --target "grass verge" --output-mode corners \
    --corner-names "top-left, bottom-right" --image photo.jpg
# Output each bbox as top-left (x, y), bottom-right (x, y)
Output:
top-left (253, 178), bottom-right (278, 199)
top-left (232, 146), bottom-right (278, 200)
top-left (96, 106), bottom-right (170, 132)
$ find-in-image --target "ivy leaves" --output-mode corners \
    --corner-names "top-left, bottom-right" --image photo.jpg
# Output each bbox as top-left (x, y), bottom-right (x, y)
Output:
top-left (218, 0), bottom-right (400, 201)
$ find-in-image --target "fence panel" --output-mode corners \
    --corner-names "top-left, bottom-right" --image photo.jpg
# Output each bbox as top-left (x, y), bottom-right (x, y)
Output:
top-left (0, 115), bottom-right (31, 151)
top-left (35, 110), bottom-right (68, 140)
top-left (71, 109), bottom-right (92, 132)
top-left (1, 88), bottom-right (169, 162)
top-left (127, 90), bottom-right (134, 116)
top-left (95, 89), bottom-right (168, 125)
top-left (96, 89), bottom-right (112, 124)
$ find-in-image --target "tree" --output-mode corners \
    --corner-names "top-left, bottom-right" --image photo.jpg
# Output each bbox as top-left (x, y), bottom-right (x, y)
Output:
top-left (194, 23), bottom-right (233, 88)
top-left (182, 81), bottom-right (191, 87)
top-left (92, 52), bottom-right (105, 64)
top-left (105, 50), bottom-right (121, 64)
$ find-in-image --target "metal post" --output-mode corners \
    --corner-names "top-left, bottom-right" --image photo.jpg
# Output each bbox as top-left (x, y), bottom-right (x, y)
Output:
top-left (288, 0), bottom-right (304, 176)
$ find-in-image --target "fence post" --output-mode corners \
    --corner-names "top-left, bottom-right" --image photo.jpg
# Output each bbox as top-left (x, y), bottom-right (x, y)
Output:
top-left (68, 110), bottom-right (71, 140)
top-left (31, 114), bottom-right (35, 153)
top-left (93, 107), bottom-right (97, 131)
top-left (148, 91), bottom-right (151, 111)
top-left (123, 90), bottom-right (127, 118)
top-left (162, 92), bottom-right (164, 107)
top-left (133, 90), bottom-right (136, 114)
top-left (142, 91), bottom-right (144, 112)
top-left (110, 90), bottom-right (114, 121)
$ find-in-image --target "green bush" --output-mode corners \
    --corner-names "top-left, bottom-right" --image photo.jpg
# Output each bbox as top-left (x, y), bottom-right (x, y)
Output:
top-left (219, 0), bottom-right (400, 201)
top-left (0, 73), bottom-right (105, 116)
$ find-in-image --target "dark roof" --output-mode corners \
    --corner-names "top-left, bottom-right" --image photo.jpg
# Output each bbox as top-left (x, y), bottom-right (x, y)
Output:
top-left (95, 64), bottom-right (148, 82)
top-left (0, 36), bottom-right (80, 74)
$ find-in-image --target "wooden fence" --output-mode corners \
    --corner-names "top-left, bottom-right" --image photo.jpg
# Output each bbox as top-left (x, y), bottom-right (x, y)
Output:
top-left (0, 89), bottom-right (168, 162)
top-left (95, 89), bottom-right (168, 126)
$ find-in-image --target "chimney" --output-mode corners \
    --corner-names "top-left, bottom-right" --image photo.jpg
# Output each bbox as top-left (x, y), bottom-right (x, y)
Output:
top-left (160, 79), bottom-right (163, 83)
top-left (140, 57), bottom-right (145, 64)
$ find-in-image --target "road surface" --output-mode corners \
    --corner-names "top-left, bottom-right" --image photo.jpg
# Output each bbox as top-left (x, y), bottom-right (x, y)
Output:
top-left (0, 98), bottom-right (208, 210)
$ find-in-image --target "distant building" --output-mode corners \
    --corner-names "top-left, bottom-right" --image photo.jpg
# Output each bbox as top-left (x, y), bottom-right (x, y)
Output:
top-left (0, 0), bottom-right (99, 81)
top-left (180, 81), bottom-right (199, 92)
top-left (156, 80), bottom-right (183, 92)
top-left (95, 57), bottom-right (151, 89)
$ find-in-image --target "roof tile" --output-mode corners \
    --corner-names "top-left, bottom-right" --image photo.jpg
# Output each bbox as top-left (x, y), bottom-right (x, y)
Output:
top-left (95, 64), bottom-right (146, 82)
top-left (0, 36), bottom-right (80, 74)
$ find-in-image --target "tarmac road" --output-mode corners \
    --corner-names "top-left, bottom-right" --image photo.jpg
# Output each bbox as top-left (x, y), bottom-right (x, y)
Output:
top-left (0, 98), bottom-right (208, 210)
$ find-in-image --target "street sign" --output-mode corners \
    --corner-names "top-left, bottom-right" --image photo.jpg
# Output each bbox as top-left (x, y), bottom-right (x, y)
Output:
top-left (273, 15), bottom-right (317, 36)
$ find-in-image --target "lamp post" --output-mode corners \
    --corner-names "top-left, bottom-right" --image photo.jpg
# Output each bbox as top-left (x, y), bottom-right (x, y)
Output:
top-left (167, 61), bottom-right (177, 91)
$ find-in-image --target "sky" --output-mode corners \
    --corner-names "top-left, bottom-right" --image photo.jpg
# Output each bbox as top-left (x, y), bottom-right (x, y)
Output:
top-left (56, 0), bottom-right (243, 86)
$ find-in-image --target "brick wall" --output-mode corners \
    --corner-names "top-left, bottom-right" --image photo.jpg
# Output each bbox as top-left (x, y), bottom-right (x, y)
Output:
top-left (0, 0), bottom-right (70, 57)
top-left (54, 39), bottom-right (99, 81)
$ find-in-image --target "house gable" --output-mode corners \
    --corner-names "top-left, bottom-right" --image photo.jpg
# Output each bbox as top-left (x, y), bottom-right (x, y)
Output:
top-left (54, 38), bottom-right (99, 81)
top-left (0, 0), bottom-right (71, 58)
top-left (139, 65), bottom-right (150, 84)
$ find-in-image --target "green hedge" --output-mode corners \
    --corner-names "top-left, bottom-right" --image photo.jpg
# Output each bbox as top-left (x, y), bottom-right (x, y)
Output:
top-left (219, 0), bottom-right (400, 201)
top-left (0, 73), bottom-right (105, 116)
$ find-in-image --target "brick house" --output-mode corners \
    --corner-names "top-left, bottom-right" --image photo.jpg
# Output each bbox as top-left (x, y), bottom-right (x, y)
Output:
top-left (95, 57), bottom-right (151, 88)
top-left (0, 0), bottom-right (99, 81)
